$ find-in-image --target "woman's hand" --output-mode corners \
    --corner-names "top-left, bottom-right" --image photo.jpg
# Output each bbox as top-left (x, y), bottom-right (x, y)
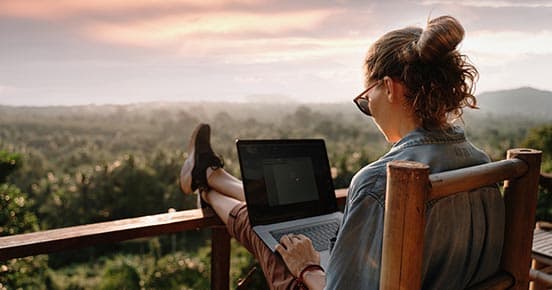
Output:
top-left (274, 234), bottom-right (321, 277)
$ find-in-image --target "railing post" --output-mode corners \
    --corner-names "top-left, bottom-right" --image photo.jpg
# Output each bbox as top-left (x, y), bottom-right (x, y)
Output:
top-left (502, 148), bottom-right (542, 290)
top-left (211, 225), bottom-right (231, 290)
top-left (380, 160), bottom-right (430, 290)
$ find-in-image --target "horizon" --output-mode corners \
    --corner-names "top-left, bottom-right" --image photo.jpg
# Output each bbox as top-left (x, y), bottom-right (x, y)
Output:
top-left (1, 1), bottom-right (552, 106)
top-left (0, 85), bottom-right (549, 108)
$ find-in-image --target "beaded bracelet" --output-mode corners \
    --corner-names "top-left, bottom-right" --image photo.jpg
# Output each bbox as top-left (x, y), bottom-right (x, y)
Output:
top-left (295, 264), bottom-right (324, 288)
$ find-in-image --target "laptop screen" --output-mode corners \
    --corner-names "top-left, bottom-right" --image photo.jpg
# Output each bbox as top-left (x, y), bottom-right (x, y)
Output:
top-left (263, 156), bottom-right (319, 206)
top-left (236, 139), bottom-right (337, 226)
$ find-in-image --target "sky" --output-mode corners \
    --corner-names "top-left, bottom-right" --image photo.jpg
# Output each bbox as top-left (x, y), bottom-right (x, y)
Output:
top-left (1, 0), bottom-right (551, 106)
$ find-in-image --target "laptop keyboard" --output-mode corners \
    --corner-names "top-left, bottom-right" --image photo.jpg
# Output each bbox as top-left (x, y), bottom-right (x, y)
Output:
top-left (271, 221), bottom-right (339, 252)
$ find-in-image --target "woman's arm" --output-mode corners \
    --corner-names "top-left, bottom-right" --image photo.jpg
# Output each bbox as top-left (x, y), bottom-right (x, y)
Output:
top-left (302, 269), bottom-right (326, 290)
top-left (275, 234), bottom-right (326, 290)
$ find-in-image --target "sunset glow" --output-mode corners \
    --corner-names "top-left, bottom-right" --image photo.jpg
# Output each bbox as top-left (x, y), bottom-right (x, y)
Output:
top-left (86, 9), bottom-right (338, 47)
top-left (1, 0), bottom-right (551, 105)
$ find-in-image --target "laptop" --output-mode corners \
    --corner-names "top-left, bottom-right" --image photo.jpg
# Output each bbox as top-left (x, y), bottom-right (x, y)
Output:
top-left (236, 139), bottom-right (343, 269)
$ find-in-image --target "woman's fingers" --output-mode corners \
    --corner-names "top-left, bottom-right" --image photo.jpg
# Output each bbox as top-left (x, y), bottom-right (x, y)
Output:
top-left (296, 234), bottom-right (309, 242)
top-left (279, 234), bottom-right (300, 248)
top-left (275, 234), bottom-right (322, 277)
top-left (275, 243), bottom-right (286, 256)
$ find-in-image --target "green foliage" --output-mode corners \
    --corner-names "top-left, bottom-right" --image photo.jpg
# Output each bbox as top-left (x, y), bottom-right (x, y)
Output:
top-left (521, 125), bottom-right (552, 221)
top-left (145, 251), bottom-right (209, 289)
top-left (0, 151), bottom-right (21, 183)
top-left (30, 153), bottom-right (186, 231)
top-left (522, 125), bottom-right (552, 171)
top-left (98, 260), bottom-right (141, 290)
top-left (48, 262), bottom-right (101, 290)
top-left (536, 185), bottom-right (552, 222)
top-left (229, 240), bottom-right (268, 289)
top-left (0, 103), bottom-right (550, 288)
top-left (463, 112), bottom-right (542, 161)
top-left (0, 256), bottom-right (50, 290)
top-left (0, 183), bottom-right (38, 236)
top-left (0, 150), bottom-right (48, 289)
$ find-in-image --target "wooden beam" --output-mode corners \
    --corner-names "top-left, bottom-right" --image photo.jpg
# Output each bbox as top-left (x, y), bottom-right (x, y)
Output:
top-left (530, 259), bottom-right (551, 290)
top-left (530, 268), bottom-right (552, 288)
top-left (211, 226), bottom-right (231, 290)
top-left (0, 208), bottom-right (223, 260)
top-left (429, 158), bottom-right (528, 201)
top-left (501, 149), bottom-right (542, 290)
top-left (380, 160), bottom-right (429, 290)
top-left (335, 188), bottom-right (348, 208)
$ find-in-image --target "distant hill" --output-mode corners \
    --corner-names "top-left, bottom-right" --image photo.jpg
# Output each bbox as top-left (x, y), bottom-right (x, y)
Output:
top-left (476, 87), bottom-right (552, 118)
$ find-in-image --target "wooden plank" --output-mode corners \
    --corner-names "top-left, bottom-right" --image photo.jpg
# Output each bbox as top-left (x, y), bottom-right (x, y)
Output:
top-left (0, 208), bottom-right (223, 260)
top-left (533, 252), bottom-right (552, 267)
top-left (429, 158), bottom-right (527, 201)
top-left (501, 148), bottom-right (542, 290)
top-left (380, 160), bottom-right (429, 290)
top-left (530, 259), bottom-right (550, 290)
top-left (0, 187), bottom-right (348, 262)
top-left (532, 229), bottom-right (552, 259)
top-left (211, 226), bottom-right (231, 290)
top-left (530, 268), bottom-right (552, 288)
top-left (531, 224), bottom-right (552, 290)
top-left (335, 188), bottom-right (348, 208)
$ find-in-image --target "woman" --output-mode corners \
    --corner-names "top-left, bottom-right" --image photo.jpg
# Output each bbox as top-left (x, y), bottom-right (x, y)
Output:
top-left (180, 15), bottom-right (504, 289)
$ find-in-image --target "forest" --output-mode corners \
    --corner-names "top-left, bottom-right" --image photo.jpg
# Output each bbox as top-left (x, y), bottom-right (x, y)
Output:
top-left (1, 102), bottom-right (551, 289)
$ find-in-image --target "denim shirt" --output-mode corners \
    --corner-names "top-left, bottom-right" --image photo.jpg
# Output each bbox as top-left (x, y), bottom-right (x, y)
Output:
top-left (325, 126), bottom-right (505, 290)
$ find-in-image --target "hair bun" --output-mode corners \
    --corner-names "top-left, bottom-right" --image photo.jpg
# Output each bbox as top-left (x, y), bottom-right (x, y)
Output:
top-left (416, 16), bottom-right (464, 63)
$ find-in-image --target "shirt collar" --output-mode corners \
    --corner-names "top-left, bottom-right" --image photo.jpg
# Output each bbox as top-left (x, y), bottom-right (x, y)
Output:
top-left (389, 126), bottom-right (466, 152)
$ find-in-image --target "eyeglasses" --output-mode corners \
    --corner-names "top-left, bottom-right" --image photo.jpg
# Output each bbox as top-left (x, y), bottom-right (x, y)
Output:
top-left (353, 80), bottom-right (381, 116)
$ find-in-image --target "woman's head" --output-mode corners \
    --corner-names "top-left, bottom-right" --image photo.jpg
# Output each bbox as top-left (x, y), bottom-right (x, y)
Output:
top-left (364, 15), bottom-right (478, 129)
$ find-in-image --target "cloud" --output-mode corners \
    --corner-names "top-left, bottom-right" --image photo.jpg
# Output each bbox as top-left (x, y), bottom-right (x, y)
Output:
top-left (65, 2), bottom-right (370, 65)
top-left (215, 37), bottom-right (370, 64)
top-left (2, 1), bottom-right (552, 105)
top-left (463, 30), bottom-right (552, 65)
top-left (0, 84), bottom-right (15, 95)
top-left (0, 0), bottom-right (258, 20)
top-left (421, 0), bottom-right (552, 8)
top-left (0, 0), bottom-right (353, 64)
top-left (84, 9), bottom-right (338, 47)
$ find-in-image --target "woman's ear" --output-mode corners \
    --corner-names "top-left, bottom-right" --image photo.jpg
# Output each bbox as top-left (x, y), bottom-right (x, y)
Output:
top-left (383, 76), bottom-right (405, 104)
top-left (382, 76), bottom-right (396, 103)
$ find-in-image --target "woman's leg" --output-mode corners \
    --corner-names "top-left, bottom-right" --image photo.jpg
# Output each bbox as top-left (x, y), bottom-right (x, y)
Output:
top-left (179, 124), bottom-right (297, 289)
top-left (206, 167), bottom-right (246, 202)
top-left (202, 187), bottom-right (299, 290)
top-left (200, 187), bottom-right (241, 225)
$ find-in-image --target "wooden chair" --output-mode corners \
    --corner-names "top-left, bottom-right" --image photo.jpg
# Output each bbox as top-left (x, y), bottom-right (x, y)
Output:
top-left (379, 148), bottom-right (542, 290)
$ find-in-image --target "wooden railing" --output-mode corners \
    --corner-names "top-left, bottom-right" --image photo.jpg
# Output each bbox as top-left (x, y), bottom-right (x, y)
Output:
top-left (0, 175), bottom-right (550, 289)
top-left (0, 189), bottom-right (347, 289)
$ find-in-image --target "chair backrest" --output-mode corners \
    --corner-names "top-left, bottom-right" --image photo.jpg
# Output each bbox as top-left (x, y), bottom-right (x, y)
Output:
top-left (379, 148), bottom-right (542, 290)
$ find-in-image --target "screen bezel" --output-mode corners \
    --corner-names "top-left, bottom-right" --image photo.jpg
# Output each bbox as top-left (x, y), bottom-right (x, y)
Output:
top-left (236, 139), bottom-right (337, 226)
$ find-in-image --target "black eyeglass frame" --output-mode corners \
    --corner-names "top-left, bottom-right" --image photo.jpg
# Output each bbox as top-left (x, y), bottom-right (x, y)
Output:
top-left (353, 80), bottom-right (381, 116)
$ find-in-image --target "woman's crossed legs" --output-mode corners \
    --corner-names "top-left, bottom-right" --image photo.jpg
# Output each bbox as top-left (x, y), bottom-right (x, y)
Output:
top-left (179, 124), bottom-right (298, 289)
